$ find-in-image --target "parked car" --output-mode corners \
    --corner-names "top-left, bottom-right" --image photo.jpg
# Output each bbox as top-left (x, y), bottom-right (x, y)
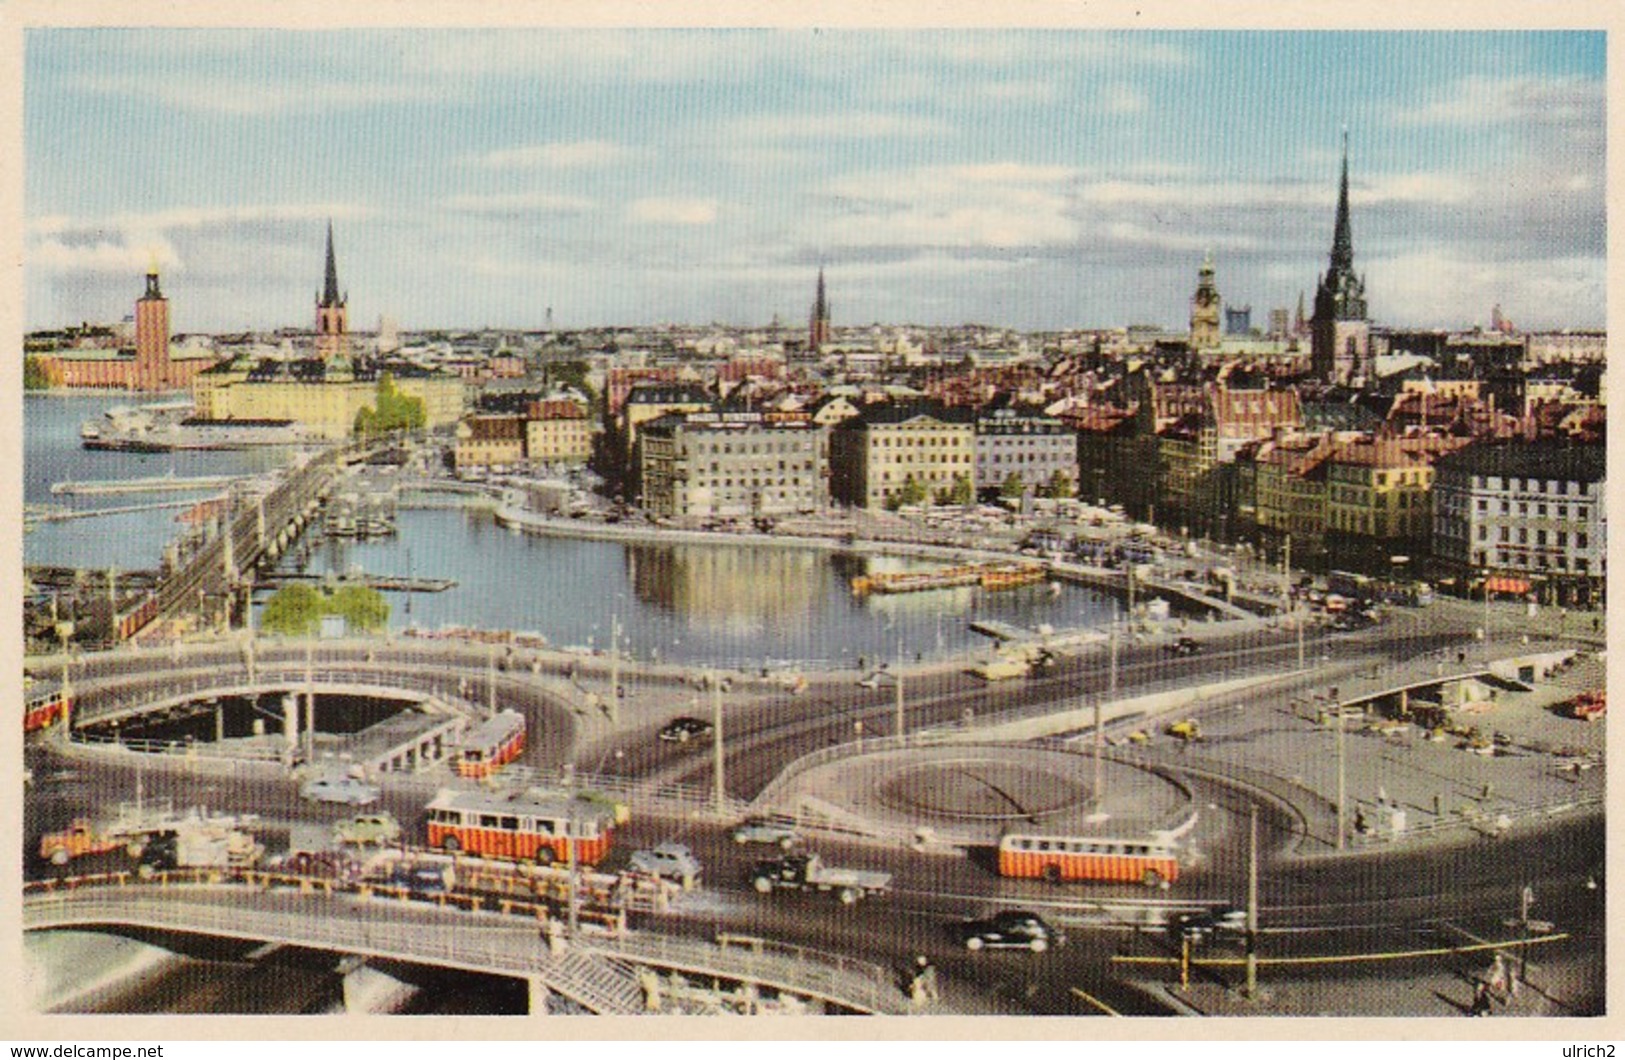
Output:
top-left (1166, 637), bottom-right (1201, 656)
top-left (731, 819), bottom-right (799, 850)
top-left (299, 774), bottom-right (381, 806)
top-left (276, 849), bottom-right (363, 884)
top-left (955, 911), bottom-right (1064, 953)
top-left (1169, 906), bottom-right (1248, 944)
top-left (628, 842), bottom-right (703, 886)
top-left (657, 716), bottom-right (713, 744)
top-left (333, 811), bottom-right (402, 846)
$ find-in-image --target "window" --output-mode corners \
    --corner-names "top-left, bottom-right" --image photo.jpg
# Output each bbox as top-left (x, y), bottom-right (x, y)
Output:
top-left (479, 814), bottom-right (501, 828)
top-left (1577, 533), bottom-right (1588, 549)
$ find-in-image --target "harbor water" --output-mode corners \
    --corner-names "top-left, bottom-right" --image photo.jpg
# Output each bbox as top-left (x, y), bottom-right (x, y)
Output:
top-left (27, 394), bottom-right (1118, 667)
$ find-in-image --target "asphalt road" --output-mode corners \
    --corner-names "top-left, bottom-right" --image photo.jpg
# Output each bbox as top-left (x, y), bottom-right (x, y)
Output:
top-left (25, 600), bottom-right (1603, 1015)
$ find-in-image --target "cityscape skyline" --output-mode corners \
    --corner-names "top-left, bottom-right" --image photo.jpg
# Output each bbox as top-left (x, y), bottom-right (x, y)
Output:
top-left (26, 29), bottom-right (1605, 334)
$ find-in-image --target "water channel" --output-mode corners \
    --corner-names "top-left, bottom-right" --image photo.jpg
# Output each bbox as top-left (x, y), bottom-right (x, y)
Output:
top-left (26, 394), bottom-right (1120, 668)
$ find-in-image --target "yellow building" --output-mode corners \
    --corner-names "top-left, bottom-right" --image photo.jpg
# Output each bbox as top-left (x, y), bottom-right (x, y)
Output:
top-left (829, 402), bottom-right (975, 509)
top-left (525, 398), bottom-right (593, 464)
top-left (455, 415), bottom-right (527, 471)
top-left (1253, 435), bottom-right (1336, 550)
top-left (1326, 436), bottom-right (1469, 545)
top-left (193, 359), bottom-right (465, 440)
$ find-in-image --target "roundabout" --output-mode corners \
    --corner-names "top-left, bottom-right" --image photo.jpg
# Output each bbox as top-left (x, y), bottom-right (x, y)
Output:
top-left (767, 741), bottom-right (1195, 847)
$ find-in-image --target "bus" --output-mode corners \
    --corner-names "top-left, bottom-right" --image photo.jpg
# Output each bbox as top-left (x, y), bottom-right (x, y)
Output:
top-left (997, 832), bottom-right (1180, 888)
top-left (425, 786), bottom-right (616, 866)
top-left (454, 709), bottom-right (527, 779)
top-left (24, 689), bottom-right (69, 733)
top-left (1328, 570), bottom-right (1433, 607)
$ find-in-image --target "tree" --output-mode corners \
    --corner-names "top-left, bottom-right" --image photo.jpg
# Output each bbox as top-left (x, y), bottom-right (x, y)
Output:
top-left (946, 473), bottom-right (974, 506)
top-left (888, 475), bottom-right (929, 510)
top-left (355, 372), bottom-right (426, 438)
top-left (260, 583), bottom-right (390, 636)
top-left (24, 355), bottom-right (54, 390)
top-left (1041, 469), bottom-right (1074, 499)
top-left (328, 585), bottom-right (390, 632)
top-left (260, 585), bottom-right (326, 637)
top-left (1000, 473), bottom-right (1026, 501)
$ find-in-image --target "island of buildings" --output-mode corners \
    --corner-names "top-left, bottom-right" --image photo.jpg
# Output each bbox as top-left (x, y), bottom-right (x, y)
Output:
top-left (25, 135), bottom-right (1606, 606)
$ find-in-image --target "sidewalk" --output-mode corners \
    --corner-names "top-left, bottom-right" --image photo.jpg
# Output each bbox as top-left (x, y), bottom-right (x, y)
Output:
top-left (1135, 946), bottom-right (1602, 1017)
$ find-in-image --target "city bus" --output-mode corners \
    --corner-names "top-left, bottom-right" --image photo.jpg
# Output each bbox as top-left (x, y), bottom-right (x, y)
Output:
top-left (454, 709), bottom-right (527, 779)
top-left (1328, 570), bottom-right (1433, 607)
top-left (24, 689), bottom-right (69, 733)
top-left (997, 832), bottom-right (1180, 888)
top-left (425, 786), bottom-right (616, 866)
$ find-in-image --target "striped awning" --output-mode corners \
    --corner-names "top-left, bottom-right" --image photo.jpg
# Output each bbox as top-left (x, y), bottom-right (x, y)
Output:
top-left (1484, 576), bottom-right (1531, 594)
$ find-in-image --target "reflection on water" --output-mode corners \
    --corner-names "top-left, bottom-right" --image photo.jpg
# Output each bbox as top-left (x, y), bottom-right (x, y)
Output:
top-left (278, 509), bottom-right (1118, 669)
top-left (627, 543), bottom-right (822, 636)
top-left (30, 398), bottom-right (1122, 669)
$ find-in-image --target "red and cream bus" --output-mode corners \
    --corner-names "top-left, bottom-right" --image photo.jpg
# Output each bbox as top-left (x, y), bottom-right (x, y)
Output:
top-left (997, 832), bottom-right (1180, 888)
top-left (455, 710), bottom-right (527, 779)
top-left (425, 787), bottom-right (615, 866)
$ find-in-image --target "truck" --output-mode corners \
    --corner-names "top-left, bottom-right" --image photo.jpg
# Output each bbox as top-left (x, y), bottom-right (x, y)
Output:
top-left (969, 656), bottom-right (1029, 681)
top-left (38, 818), bottom-right (129, 866)
top-left (748, 853), bottom-right (892, 905)
top-left (136, 826), bottom-right (264, 877)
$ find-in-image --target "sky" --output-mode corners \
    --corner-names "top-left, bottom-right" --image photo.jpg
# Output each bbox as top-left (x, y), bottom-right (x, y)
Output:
top-left (24, 29), bottom-right (1607, 334)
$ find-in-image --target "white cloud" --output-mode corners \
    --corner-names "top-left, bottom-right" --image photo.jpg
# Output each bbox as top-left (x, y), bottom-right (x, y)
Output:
top-left (1371, 250), bottom-right (1604, 329)
top-left (628, 197), bottom-right (718, 226)
top-left (470, 140), bottom-right (634, 170)
top-left (31, 202), bottom-right (362, 237)
top-left (70, 75), bottom-right (438, 115)
top-left (979, 80), bottom-right (1056, 103)
top-left (1100, 83), bottom-right (1148, 115)
top-left (820, 164), bottom-right (1079, 251)
top-left (1394, 75), bottom-right (1603, 129)
top-left (721, 111), bottom-right (954, 141)
top-left (27, 202), bottom-right (364, 276)
top-left (444, 192), bottom-right (597, 215)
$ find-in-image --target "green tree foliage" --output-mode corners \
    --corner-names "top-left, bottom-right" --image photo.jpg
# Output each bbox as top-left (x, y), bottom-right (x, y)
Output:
top-left (947, 473), bottom-right (975, 506)
top-left (24, 355), bottom-right (54, 390)
top-left (1040, 469), bottom-right (1074, 499)
top-left (354, 373), bottom-right (426, 438)
top-left (260, 584), bottom-right (326, 636)
top-left (261, 583), bottom-right (390, 636)
top-left (1000, 472), bottom-right (1026, 500)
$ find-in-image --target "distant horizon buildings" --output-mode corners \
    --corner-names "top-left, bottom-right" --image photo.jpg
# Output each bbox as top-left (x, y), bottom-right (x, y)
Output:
top-left (26, 263), bottom-right (216, 391)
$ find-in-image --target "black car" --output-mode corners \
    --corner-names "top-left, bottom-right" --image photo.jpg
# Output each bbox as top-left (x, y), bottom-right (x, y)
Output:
top-left (1167, 636), bottom-right (1201, 656)
top-left (135, 831), bottom-right (179, 877)
top-left (658, 716), bottom-right (713, 744)
top-left (955, 910), bottom-right (1064, 953)
top-left (1169, 907), bottom-right (1247, 944)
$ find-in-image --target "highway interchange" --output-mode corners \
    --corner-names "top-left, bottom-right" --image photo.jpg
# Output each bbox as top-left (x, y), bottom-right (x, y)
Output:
top-left (23, 593), bottom-right (1606, 1015)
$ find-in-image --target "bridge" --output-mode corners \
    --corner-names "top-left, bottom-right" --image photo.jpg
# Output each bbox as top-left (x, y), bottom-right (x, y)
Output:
top-left (130, 447), bottom-right (351, 639)
top-left (23, 876), bottom-right (909, 1015)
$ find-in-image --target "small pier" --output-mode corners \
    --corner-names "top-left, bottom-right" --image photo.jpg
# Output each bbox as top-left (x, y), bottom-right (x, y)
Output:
top-left (51, 473), bottom-right (239, 496)
top-left (257, 572), bottom-right (456, 594)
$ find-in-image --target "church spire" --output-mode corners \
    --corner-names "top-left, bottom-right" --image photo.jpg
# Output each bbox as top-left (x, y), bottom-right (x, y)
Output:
top-left (321, 220), bottom-right (343, 308)
top-left (1330, 127), bottom-right (1354, 274)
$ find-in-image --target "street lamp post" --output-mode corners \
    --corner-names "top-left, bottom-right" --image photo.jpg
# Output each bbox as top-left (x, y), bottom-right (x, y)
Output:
top-left (711, 670), bottom-right (725, 817)
top-left (55, 621), bottom-right (75, 741)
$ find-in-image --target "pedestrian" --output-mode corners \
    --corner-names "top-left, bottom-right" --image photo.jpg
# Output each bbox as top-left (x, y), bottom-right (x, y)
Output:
top-left (1469, 981), bottom-right (1492, 1017)
top-left (1486, 953), bottom-right (1507, 999)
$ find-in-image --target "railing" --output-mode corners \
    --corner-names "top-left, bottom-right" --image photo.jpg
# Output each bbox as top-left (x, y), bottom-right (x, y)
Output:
top-left (587, 930), bottom-right (905, 1015)
top-left (23, 875), bottom-right (907, 1014)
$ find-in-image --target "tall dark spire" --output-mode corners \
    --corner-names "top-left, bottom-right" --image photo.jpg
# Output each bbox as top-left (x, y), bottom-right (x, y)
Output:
top-left (1329, 128), bottom-right (1354, 274)
top-left (321, 220), bottom-right (342, 307)
top-left (814, 268), bottom-right (827, 318)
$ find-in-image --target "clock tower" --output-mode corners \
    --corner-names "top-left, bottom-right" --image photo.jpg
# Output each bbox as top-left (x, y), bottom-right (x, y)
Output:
top-left (1189, 252), bottom-right (1222, 351)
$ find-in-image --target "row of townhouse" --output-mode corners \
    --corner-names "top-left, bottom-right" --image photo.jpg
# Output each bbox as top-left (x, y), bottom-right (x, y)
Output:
top-left (632, 396), bottom-right (1081, 520)
top-left (453, 395), bottom-right (593, 472)
top-left (1072, 374), bottom-right (1605, 600)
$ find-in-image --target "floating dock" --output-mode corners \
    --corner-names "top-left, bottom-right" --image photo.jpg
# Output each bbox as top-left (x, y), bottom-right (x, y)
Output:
top-left (52, 473), bottom-right (239, 496)
top-left (850, 561), bottom-right (1047, 596)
